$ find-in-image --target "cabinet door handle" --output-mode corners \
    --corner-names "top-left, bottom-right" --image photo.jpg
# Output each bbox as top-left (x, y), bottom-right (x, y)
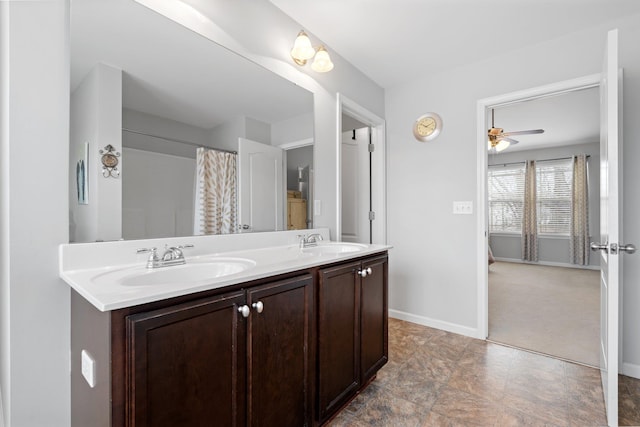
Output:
top-left (252, 301), bottom-right (264, 313)
top-left (238, 305), bottom-right (250, 318)
top-left (358, 267), bottom-right (373, 278)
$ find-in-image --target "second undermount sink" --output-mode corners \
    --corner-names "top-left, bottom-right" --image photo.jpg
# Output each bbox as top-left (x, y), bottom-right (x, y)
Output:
top-left (301, 242), bottom-right (368, 255)
top-left (92, 257), bottom-right (256, 287)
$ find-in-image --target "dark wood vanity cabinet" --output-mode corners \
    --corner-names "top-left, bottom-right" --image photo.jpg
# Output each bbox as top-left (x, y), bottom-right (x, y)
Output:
top-left (317, 254), bottom-right (388, 423)
top-left (123, 274), bottom-right (314, 427)
top-left (101, 253), bottom-right (388, 427)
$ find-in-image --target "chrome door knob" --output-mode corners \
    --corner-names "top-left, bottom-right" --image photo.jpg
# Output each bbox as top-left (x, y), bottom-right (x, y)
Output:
top-left (590, 242), bottom-right (608, 252)
top-left (238, 305), bottom-right (250, 318)
top-left (358, 270), bottom-right (368, 277)
top-left (252, 301), bottom-right (264, 313)
top-left (619, 244), bottom-right (637, 254)
top-left (365, 267), bottom-right (373, 276)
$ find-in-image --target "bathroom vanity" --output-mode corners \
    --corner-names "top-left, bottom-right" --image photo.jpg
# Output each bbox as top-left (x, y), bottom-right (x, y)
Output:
top-left (61, 229), bottom-right (390, 426)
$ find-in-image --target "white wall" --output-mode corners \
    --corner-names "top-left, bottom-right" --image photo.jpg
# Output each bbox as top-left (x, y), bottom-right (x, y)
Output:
top-left (1, 1), bottom-right (71, 426)
top-left (122, 148), bottom-right (196, 240)
top-left (489, 142), bottom-right (600, 268)
top-left (122, 108), bottom-right (209, 158)
top-left (385, 14), bottom-right (640, 372)
top-left (271, 112), bottom-right (314, 145)
top-left (70, 63), bottom-right (122, 243)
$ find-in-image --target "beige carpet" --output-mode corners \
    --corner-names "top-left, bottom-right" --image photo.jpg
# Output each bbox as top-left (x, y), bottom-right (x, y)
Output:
top-left (488, 261), bottom-right (600, 367)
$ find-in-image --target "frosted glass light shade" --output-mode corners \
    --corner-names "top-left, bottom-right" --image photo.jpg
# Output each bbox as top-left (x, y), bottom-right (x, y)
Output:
top-left (290, 30), bottom-right (316, 65)
top-left (311, 46), bottom-right (334, 72)
top-left (495, 139), bottom-right (510, 152)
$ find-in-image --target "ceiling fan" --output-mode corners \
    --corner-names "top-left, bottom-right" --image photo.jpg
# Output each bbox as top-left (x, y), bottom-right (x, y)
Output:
top-left (487, 109), bottom-right (544, 152)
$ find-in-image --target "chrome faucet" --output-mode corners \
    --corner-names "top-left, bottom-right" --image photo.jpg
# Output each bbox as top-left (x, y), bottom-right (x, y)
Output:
top-left (137, 244), bottom-right (194, 268)
top-left (298, 233), bottom-right (323, 248)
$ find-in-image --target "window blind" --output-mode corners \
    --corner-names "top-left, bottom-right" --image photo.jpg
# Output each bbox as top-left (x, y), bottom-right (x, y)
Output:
top-left (536, 159), bottom-right (573, 235)
top-left (488, 164), bottom-right (525, 233)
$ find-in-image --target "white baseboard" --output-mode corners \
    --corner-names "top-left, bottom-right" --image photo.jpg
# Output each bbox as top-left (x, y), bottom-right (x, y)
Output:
top-left (621, 362), bottom-right (640, 379)
top-left (389, 309), bottom-right (482, 339)
top-left (493, 257), bottom-right (600, 271)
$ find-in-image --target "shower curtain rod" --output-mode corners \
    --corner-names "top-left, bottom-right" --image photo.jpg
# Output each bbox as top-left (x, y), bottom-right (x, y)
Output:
top-left (122, 128), bottom-right (237, 154)
top-left (489, 154), bottom-right (590, 168)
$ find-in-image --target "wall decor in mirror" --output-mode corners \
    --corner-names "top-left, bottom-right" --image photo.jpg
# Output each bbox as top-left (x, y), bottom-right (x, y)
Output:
top-left (69, 0), bottom-right (314, 243)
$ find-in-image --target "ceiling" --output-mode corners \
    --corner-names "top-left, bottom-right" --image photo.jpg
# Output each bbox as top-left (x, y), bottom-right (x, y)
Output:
top-left (269, 0), bottom-right (640, 89)
top-left (491, 87), bottom-right (600, 152)
top-left (270, 0), bottom-right (634, 152)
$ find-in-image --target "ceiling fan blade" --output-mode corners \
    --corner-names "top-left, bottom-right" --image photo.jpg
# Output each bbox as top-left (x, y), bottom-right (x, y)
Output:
top-left (502, 129), bottom-right (544, 136)
top-left (501, 137), bottom-right (519, 144)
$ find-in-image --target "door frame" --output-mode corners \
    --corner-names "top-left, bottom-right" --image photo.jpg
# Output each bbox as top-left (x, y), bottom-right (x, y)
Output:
top-left (476, 74), bottom-right (601, 339)
top-left (336, 93), bottom-right (387, 244)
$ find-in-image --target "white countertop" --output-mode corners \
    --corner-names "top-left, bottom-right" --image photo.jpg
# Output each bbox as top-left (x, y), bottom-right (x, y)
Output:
top-left (59, 229), bottom-right (390, 312)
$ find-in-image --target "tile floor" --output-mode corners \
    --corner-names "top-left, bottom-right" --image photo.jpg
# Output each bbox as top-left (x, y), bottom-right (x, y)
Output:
top-left (327, 318), bottom-right (640, 427)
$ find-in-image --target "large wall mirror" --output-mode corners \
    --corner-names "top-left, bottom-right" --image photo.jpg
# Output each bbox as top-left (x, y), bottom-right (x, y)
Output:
top-left (69, 0), bottom-right (314, 243)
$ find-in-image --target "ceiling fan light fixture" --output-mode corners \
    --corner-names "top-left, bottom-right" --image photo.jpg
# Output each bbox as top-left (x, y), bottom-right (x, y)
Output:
top-left (290, 30), bottom-right (316, 65)
top-left (311, 45), bottom-right (334, 72)
top-left (495, 139), bottom-right (510, 152)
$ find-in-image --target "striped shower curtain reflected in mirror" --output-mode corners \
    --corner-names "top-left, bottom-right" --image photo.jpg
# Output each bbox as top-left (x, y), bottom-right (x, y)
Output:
top-left (194, 147), bottom-right (238, 235)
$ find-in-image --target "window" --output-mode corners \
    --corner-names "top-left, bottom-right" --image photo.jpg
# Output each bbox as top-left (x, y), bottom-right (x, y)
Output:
top-left (536, 159), bottom-right (573, 235)
top-left (488, 158), bottom-right (575, 236)
top-left (488, 164), bottom-right (525, 233)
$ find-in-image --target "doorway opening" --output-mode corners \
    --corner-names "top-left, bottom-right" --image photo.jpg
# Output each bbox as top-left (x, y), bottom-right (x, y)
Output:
top-left (476, 74), bottom-right (602, 341)
top-left (341, 115), bottom-right (371, 243)
top-left (485, 88), bottom-right (601, 367)
top-left (337, 94), bottom-right (387, 244)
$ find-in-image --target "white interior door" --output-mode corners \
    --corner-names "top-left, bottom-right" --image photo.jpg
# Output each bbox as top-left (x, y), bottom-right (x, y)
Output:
top-left (238, 138), bottom-right (284, 232)
top-left (595, 29), bottom-right (621, 427)
top-left (341, 128), bottom-right (370, 243)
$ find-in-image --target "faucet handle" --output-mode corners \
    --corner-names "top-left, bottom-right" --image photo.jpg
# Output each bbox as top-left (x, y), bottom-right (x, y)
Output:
top-left (136, 247), bottom-right (157, 255)
top-left (177, 244), bottom-right (194, 250)
top-left (137, 247), bottom-right (160, 268)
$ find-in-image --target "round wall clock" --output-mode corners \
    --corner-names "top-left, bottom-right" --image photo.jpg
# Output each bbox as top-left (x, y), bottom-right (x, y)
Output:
top-left (413, 112), bottom-right (443, 142)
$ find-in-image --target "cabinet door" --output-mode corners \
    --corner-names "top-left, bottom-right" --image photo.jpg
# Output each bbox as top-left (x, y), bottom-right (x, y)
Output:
top-left (360, 256), bottom-right (388, 383)
top-left (126, 291), bottom-right (246, 427)
top-left (317, 262), bottom-right (361, 422)
top-left (247, 275), bottom-right (314, 427)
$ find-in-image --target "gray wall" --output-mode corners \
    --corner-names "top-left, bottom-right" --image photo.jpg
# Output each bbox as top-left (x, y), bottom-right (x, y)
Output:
top-left (488, 142), bottom-right (600, 268)
top-left (70, 63), bottom-right (122, 243)
top-left (385, 14), bottom-right (640, 373)
top-left (286, 145), bottom-right (313, 190)
top-left (122, 148), bottom-right (196, 240)
top-left (1, 1), bottom-right (71, 426)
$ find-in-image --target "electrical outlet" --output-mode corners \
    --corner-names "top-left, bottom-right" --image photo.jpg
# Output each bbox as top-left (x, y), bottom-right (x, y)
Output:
top-left (81, 350), bottom-right (96, 388)
top-left (453, 201), bottom-right (473, 215)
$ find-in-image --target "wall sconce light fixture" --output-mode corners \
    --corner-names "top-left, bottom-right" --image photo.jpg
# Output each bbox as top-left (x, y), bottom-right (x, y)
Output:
top-left (290, 30), bottom-right (334, 73)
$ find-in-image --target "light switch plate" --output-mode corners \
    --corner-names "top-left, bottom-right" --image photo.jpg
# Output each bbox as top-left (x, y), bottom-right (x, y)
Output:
top-left (314, 200), bottom-right (322, 216)
top-left (453, 201), bottom-right (473, 215)
top-left (81, 349), bottom-right (96, 388)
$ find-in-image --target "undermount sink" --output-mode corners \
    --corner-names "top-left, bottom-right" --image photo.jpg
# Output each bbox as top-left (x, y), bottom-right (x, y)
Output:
top-left (92, 257), bottom-right (256, 287)
top-left (301, 242), bottom-right (368, 255)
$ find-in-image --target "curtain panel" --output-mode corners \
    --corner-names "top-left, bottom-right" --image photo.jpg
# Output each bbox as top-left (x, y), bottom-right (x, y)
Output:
top-left (522, 160), bottom-right (538, 261)
top-left (194, 148), bottom-right (238, 235)
top-left (570, 154), bottom-right (590, 265)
